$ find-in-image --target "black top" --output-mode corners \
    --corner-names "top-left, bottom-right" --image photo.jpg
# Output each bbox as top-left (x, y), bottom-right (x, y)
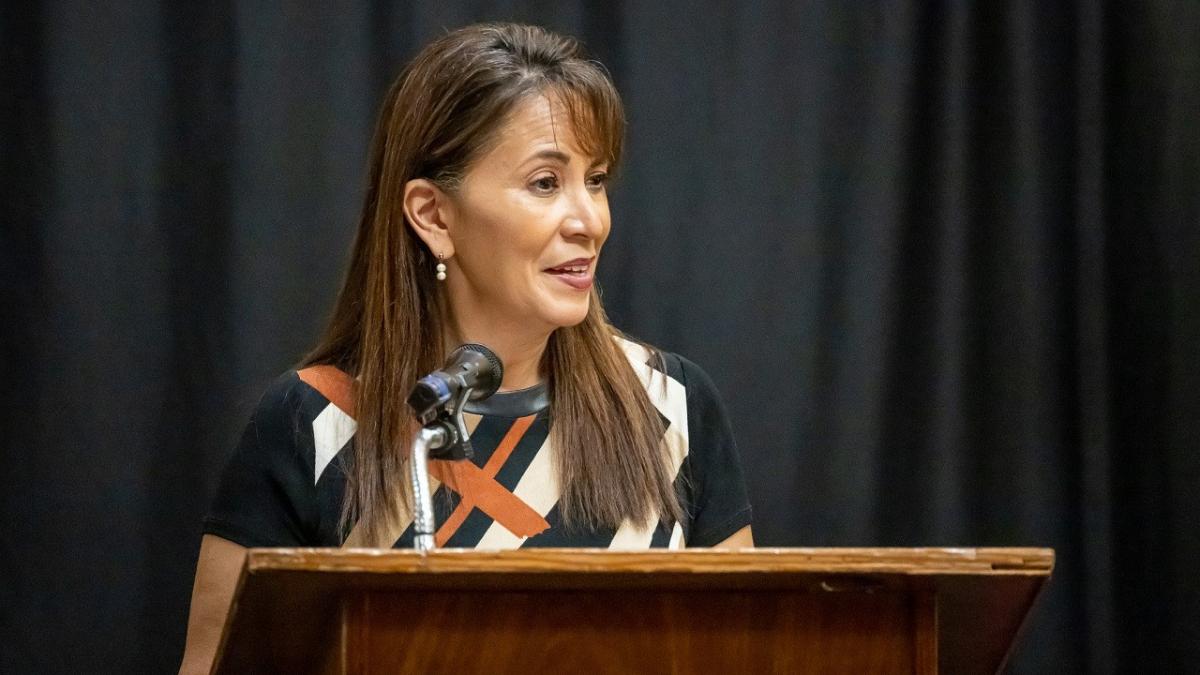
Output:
top-left (204, 339), bottom-right (752, 549)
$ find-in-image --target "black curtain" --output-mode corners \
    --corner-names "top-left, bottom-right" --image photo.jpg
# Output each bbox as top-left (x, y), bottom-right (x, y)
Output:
top-left (3, 2), bottom-right (1197, 673)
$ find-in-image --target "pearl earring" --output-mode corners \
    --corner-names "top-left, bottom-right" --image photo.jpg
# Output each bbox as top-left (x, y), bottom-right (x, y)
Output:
top-left (436, 253), bottom-right (447, 281)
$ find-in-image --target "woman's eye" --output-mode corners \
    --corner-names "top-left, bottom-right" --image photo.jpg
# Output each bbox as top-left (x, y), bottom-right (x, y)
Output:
top-left (587, 172), bottom-right (610, 189)
top-left (531, 175), bottom-right (559, 193)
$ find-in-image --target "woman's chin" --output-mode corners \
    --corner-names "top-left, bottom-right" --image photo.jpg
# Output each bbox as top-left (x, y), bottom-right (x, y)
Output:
top-left (539, 298), bottom-right (591, 330)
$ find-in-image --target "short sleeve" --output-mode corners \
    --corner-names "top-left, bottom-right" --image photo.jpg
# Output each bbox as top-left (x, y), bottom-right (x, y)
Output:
top-left (678, 356), bottom-right (753, 547)
top-left (203, 372), bottom-right (321, 547)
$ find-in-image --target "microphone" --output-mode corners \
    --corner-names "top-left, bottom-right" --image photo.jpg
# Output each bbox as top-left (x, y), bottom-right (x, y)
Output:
top-left (407, 343), bottom-right (504, 425)
top-left (407, 344), bottom-right (503, 549)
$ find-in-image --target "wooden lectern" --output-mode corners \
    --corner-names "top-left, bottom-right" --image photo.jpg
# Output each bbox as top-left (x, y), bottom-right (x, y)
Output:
top-left (212, 547), bottom-right (1052, 674)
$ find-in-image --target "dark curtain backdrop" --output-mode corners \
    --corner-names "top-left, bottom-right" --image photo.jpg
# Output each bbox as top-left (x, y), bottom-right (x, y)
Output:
top-left (3, 2), bottom-right (1197, 673)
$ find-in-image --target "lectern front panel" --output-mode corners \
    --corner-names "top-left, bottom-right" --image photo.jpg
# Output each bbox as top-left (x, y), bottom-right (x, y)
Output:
top-left (343, 589), bottom-right (936, 674)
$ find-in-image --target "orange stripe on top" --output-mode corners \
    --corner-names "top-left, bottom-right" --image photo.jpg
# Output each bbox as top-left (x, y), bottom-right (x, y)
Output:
top-left (298, 366), bottom-right (356, 417)
top-left (433, 414), bottom-right (546, 546)
top-left (482, 414), bottom-right (536, 474)
top-left (430, 461), bottom-right (550, 544)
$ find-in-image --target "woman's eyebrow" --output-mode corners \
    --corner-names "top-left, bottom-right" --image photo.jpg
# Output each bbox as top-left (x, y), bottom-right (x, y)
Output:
top-left (521, 148), bottom-right (607, 169)
top-left (525, 149), bottom-right (571, 164)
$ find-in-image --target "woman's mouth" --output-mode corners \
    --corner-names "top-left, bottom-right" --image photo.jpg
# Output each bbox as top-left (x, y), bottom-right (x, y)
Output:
top-left (544, 257), bottom-right (594, 291)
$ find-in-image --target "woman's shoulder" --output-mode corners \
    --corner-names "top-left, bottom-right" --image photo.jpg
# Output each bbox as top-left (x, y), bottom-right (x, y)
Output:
top-left (250, 365), bottom-right (357, 429)
top-left (207, 366), bottom-right (355, 547)
top-left (612, 334), bottom-right (719, 399)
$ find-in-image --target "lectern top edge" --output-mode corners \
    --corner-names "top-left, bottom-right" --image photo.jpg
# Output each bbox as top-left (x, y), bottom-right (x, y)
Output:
top-left (243, 546), bottom-right (1055, 577)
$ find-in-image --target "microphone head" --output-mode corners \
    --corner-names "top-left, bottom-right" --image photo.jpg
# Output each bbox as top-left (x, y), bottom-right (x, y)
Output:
top-left (451, 343), bottom-right (504, 400)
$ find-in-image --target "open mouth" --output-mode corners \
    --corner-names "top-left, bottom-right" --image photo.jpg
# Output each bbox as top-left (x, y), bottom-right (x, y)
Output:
top-left (545, 257), bottom-right (594, 290)
top-left (546, 264), bottom-right (588, 275)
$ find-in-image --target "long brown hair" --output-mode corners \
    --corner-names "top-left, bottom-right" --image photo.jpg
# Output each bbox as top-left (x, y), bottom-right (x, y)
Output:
top-left (304, 23), bottom-right (683, 545)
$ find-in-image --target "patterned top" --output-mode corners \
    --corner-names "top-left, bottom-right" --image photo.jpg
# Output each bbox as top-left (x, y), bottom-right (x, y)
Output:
top-left (204, 338), bottom-right (752, 549)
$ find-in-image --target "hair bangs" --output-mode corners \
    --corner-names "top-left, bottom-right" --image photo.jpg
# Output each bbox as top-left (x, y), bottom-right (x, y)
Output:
top-left (545, 71), bottom-right (625, 172)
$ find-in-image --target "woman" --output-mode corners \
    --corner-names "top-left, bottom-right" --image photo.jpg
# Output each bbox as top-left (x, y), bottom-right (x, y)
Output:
top-left (179, 22), bottom-right (752, 673)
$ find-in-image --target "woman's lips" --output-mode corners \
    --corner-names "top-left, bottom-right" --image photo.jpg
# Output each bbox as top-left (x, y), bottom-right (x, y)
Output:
top-left (545, 259), bottom-right (594, 291)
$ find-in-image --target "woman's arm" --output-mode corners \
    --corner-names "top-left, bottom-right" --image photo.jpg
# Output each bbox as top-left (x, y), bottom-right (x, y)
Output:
top-left (178, 535), bottom-right (247, 675)
top-left (713, 525), bottom-right (754, 549)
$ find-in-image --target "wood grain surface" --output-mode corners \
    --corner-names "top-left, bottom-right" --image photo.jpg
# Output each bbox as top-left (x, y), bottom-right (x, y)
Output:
top-left (349, 589), bottom-right (925, 674)
top-left (214, 548), bottom-right (1053, 675)
top-left (248, 547), bottom-right (1053, 576)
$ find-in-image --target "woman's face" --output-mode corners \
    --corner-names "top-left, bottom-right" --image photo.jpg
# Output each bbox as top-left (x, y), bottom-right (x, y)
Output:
top-left (442, 94), bottom-right (611, 335)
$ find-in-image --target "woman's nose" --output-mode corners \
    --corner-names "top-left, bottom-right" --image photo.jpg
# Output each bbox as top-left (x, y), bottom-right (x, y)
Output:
top-left (561, 185), bottom-right (605, 239)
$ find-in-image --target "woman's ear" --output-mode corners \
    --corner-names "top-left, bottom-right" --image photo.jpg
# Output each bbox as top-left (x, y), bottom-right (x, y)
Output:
top-left (402, 178), bottom-right (456, 258)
